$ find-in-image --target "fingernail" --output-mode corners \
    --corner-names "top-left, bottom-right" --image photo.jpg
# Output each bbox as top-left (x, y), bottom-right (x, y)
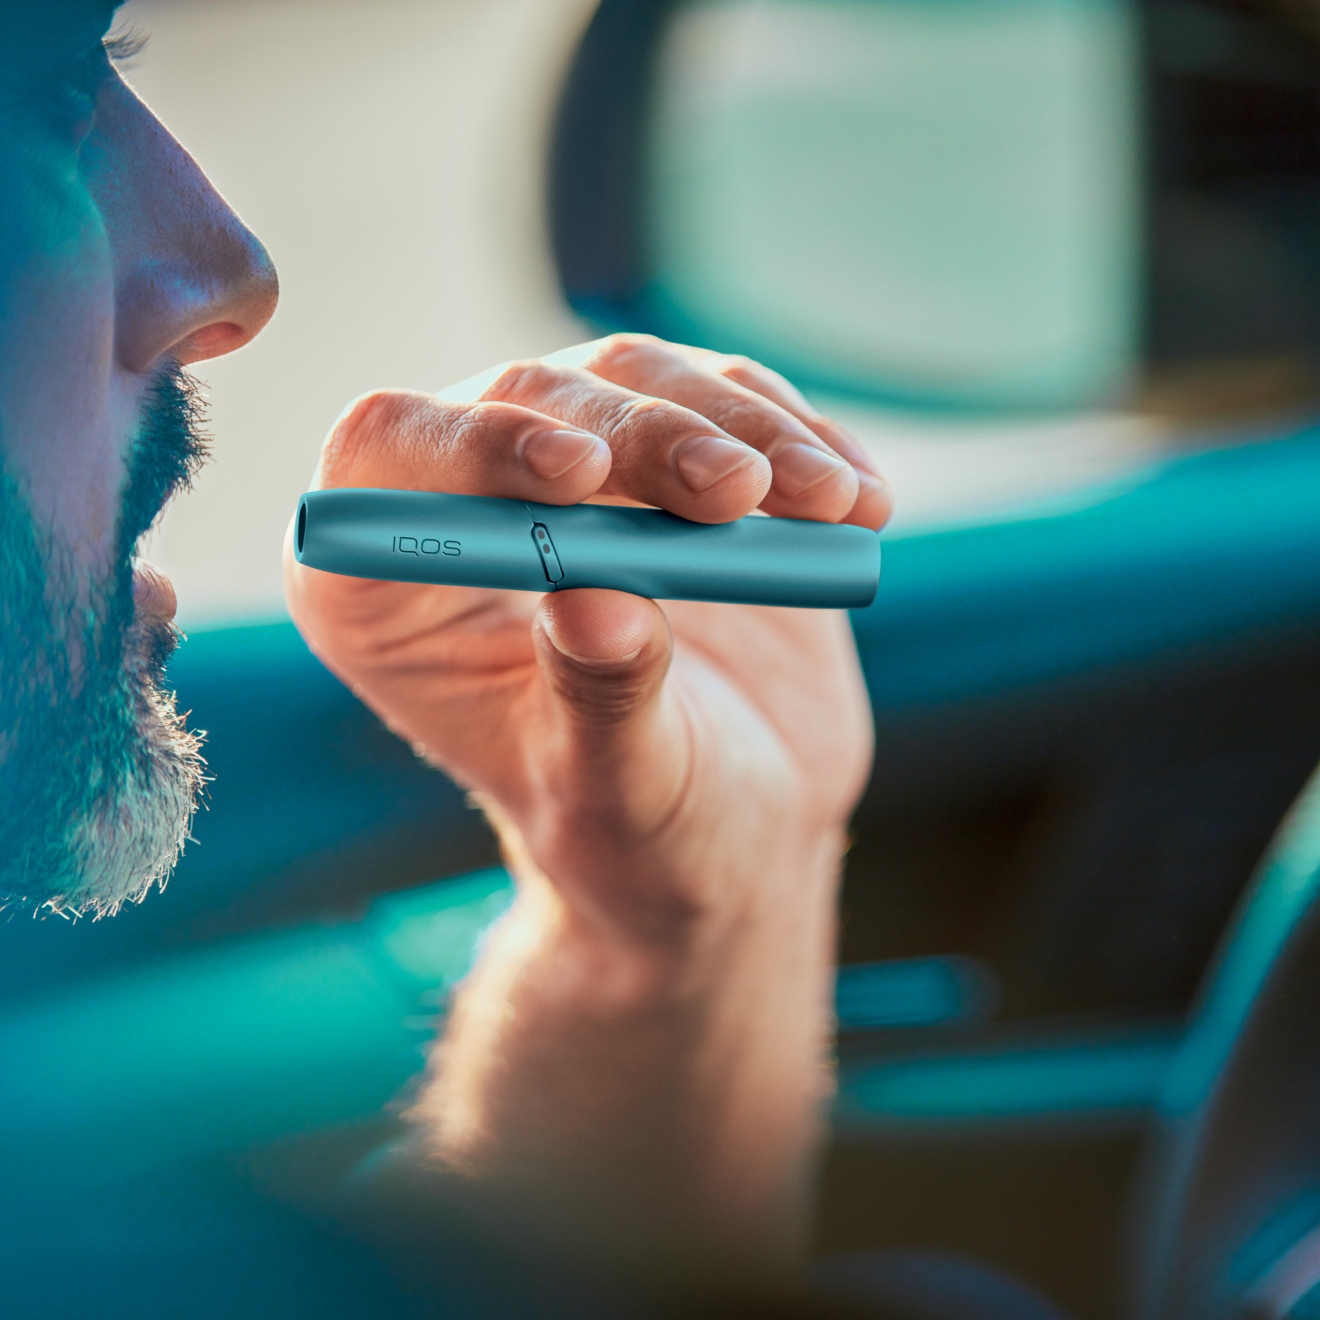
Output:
top-left (542, 618), bottom-right (643, 669)
top-left (772, 442), bottom-right (851, 497)
top-left (521, 428), bottom-right (604, 480)
top-left (549, 640), bottom-right (644, 670)
top-left (673, 434), bottom-right (757, 493)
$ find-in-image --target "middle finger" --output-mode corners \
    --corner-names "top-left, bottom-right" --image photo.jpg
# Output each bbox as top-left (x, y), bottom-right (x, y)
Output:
top-left (481, 360), bottom-right (773, 523)
top-left (584, 337), bottom-right (862, 523)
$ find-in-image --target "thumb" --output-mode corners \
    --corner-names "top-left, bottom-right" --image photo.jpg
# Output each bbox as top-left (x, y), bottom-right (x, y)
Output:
top-left (529, 588), bottom-right (680, 834)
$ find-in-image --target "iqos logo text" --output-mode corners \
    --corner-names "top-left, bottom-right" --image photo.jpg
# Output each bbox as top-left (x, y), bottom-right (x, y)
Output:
top-left (393, 536), bottom-right (461, 557)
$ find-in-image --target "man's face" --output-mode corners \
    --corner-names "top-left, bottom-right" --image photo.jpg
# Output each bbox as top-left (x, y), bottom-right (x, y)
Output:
top-left (0, 3), bottom-right (278, 914)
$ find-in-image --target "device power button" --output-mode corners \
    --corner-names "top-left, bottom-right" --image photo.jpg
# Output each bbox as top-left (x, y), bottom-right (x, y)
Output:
top-left (531, 523), bottom-right (565, 585)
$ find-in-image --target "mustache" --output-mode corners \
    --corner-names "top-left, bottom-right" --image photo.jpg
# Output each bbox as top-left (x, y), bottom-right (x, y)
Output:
top-left (119, 362), bottom-right (210, 557)
top-left (96, 362), bottom-right (210, 684)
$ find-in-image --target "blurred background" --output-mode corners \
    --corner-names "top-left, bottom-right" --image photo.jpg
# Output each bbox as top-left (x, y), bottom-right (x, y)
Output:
top-left (10, 2), bottom-right (1320, 1317)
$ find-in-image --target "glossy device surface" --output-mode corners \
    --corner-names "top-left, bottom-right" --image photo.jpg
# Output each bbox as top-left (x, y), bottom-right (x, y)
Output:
top-left (295, 488), bottom-right (880, 608)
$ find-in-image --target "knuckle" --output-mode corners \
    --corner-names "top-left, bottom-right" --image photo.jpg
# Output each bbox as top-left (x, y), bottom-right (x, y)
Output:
top-left (321, 389), bottom-right (427, 482)
top-left (552, 667), bottom-right (654, 725)
top-left (704, 392), bottom-right (772, 438)
top-left (450, 400), bottom-right (515, 451)
top-left (718, 356), bottom-right (767, 389)
top-left (489, 358), bottom-right (557, 400)
top-left (611, 395), bottom-right (684, 447)
top-left (331, 389), bottom-right (405, 442)
top-left (590, 332), bottom-right (666, 373)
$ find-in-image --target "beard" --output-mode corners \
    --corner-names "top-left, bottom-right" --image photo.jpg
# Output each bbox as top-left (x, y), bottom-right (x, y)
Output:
top-left (0, 364), bottom-right (210, 916)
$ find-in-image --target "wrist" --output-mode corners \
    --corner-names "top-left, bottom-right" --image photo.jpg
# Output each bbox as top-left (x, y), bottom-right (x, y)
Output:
top-left (483, 788), bottom-right (850, 976)
top-left (482, 824), bottom-right (848, 1053)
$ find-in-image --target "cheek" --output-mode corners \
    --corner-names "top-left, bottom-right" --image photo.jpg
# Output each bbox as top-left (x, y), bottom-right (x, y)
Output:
top-left (0, 196), bottom-right (135, 577)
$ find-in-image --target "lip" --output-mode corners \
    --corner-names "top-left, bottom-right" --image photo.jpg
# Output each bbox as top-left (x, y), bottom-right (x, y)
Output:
top-left (132, 559), bottom-right (178, 624)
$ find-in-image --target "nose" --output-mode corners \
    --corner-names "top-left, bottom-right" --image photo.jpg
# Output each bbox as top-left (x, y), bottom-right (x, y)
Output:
top-left (84, 73), bottom-right (279, 375)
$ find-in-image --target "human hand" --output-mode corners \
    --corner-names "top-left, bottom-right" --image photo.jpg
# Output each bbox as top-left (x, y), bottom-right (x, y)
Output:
top-left (284, 334), bottom-right (891, 1278)
top-left (284, 335), bottom-right (887, 950)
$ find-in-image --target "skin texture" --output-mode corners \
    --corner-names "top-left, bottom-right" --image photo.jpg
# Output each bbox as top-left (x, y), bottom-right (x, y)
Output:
top-left (0, 23), bottom-right (277, 911)
top-left (285, 335), bottom-right (891, 1293)
top-left (0, 49), bottom-right (276, 597)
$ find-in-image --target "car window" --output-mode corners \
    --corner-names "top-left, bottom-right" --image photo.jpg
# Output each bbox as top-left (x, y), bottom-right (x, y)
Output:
top-left (643, 0), bottom-right (1142, 410)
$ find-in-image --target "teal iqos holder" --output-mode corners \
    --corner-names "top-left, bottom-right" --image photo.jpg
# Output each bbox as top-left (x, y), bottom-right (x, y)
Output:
top-left (294, 488), bottom-right (880, 608)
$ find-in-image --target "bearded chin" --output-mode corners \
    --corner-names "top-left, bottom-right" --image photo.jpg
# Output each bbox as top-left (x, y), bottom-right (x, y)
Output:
top-left (0, 535), bottom-right (207, 918)
top-left (55, 611), bottom-right (206, 917)
top-left (0, 365), bottom-right (209, 917)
